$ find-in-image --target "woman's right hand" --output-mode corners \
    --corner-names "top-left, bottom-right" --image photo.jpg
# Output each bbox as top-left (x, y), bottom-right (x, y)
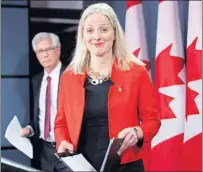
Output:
top-left (57, 140), bottom-right (74, 153)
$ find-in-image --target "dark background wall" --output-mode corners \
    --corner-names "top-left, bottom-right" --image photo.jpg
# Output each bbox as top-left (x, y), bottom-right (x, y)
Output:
top-left (1, 0), bottom-right (83, 167)
top-left (1, 0), bottom-right (189, 167)
top-left (1, 0), bottom-right (31, 166)
top-left (29, 1), bottom-right (83, 75)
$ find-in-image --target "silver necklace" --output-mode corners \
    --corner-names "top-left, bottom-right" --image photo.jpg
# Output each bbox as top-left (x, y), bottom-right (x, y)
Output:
top-left (87, 75), bottom-right (110, 85)
top-left (87, 64), bottom-right (111, 85)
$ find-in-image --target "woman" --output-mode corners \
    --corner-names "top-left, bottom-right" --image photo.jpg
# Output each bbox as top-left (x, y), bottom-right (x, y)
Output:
top-left (54, 3), bottom-right (161, 172)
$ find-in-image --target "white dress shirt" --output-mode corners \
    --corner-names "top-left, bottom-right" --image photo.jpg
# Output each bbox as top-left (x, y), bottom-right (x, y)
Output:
top-left (38, 62), bottom-right (62, 142)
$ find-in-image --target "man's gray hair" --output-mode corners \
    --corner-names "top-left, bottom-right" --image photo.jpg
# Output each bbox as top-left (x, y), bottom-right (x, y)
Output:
top-left (32, 32), bottom-right (61, 52)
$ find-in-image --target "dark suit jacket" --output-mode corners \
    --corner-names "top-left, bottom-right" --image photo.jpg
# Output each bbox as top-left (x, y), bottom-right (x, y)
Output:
top-left (29, 64), bottom-right (66, 168)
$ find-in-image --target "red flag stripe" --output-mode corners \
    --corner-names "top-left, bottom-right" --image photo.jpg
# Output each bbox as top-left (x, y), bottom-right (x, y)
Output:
top-left (184, 1), bottom-right (202, 171)
top-left (127, 1), bottom-right (142, 9)
top-left (125, 0), bottom-right (151, 169)
top-left (125, 0), bottom-right (151, 73)
top-left (159, 0), bottom-right (165, 4)
top-left (150, 1), bottom-right (185, 171)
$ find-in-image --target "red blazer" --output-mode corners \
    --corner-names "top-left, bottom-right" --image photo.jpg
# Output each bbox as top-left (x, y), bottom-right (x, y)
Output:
top-left (54, 63), bottom-right (161, 164)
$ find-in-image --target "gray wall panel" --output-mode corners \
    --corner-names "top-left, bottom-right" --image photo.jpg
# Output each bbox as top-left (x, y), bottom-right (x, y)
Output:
top-left (2, 79), bottom-right (30, 146)
top-left (1, 0), bottom-right (28, 6)
top-left (2, 8), bottom-right (29, 75)
top-left (1, 149), bottom-right (31, 166)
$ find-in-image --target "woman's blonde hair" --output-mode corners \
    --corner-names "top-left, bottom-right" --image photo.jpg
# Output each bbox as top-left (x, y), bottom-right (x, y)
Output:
top-left (68, 3), bottom-right (144, 74)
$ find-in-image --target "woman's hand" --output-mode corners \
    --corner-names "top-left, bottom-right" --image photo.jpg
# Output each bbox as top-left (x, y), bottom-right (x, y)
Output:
top-left (117, 126), bottom-right (143, 155)
top-left (57, 140), bottom-right (74, 153)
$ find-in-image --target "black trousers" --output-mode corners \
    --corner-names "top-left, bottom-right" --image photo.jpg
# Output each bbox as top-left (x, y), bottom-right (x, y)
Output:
top-left (118, 159), bottom-right (144, 172)
top-left (54, 159), bottom-right (144, 172)
top-left (40, 139), bottom-right (59, 172)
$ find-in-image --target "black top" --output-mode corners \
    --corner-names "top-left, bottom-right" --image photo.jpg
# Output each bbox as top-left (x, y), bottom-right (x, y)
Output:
top-left (76, 77), bottom-right (144, 172)
top-left (77, 78), bottom-right (113, 171)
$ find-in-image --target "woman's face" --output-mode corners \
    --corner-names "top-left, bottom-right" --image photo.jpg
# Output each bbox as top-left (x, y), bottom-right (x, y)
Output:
top-left (83, 13), bottom-right (115, 57)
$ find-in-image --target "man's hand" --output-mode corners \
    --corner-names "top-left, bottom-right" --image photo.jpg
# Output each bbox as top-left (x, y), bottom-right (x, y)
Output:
top-left (57, 140), bottom-right (74, 153)
top-left (20, 127), bottom-right (31, 137)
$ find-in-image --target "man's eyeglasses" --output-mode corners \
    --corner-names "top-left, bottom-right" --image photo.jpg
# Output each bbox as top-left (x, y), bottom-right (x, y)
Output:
top-left (36, 46), bottom-right (57, 55)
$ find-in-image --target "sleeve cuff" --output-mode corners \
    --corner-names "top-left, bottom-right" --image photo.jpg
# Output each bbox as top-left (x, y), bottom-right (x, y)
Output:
top-left (133, 127), bottom-right (144, 148)
top-left (136, 137), bottom-right (144, 148)
top-left (26, 125), bottom-right (34, 137)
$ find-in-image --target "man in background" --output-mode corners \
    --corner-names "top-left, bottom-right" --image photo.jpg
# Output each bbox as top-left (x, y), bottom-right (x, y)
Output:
top-left (20, 32), bottom-right (66, 172)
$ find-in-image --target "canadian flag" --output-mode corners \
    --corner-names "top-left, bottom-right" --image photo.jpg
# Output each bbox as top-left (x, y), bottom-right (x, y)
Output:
top-left (150, 1), bottom-right (186, 171)
top-left (183, 1), bottom-right (202, 171)
top-left (125, 0), bottom-right (150, 72)
top-left (125, 1), bottom-right (151, 169)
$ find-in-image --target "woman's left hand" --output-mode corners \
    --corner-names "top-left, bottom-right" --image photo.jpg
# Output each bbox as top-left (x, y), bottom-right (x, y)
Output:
top-left (117, 127), bottom-right (143, 156)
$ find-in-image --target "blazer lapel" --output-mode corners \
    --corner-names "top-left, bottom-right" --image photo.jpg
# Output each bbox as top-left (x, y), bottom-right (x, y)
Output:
top-left (110, 64), bottom-right (126, 88)
top-left (57, 64), bottom-right (67, 101)
top-left (34, 73), bottom-right (43, 116)
top-left (108, 64), bottom-right (130, 113)
top-left (77, 72), bottom-right (87, 127)
top-left (33, 73), bottom-right (43, 136)
top-left (68, 72), bottom-right (87, 147)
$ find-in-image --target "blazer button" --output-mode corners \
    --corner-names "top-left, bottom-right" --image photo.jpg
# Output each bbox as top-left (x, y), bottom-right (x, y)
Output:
top-left (118, 87), bottom-right (122, 92)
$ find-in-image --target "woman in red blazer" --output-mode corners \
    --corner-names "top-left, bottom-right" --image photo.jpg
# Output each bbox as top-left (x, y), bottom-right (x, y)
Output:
top-left (54, 3), bottom-right (161, 172)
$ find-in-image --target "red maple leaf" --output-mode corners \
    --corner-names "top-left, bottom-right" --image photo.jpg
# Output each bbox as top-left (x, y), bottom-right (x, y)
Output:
top-left (186, 37), bottom-right (202, 82)
top-left (155, 44), bottom-right (185, 87)
top-left (155, 43), bottom-right (185, 119)
top-left (127, 1), bottom-right (142, 9)
top-left (159, 0), bottom-right (165, 4)
top-left (133, 48), bottom-right (150, 71)
top-left (158, 93), bottom-right (176, 119)
top-left (186, 37), bottom-right (202, 119)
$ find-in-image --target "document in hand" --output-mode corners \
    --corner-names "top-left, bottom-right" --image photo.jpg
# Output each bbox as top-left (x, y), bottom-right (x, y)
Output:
top-left (5, 116), bottom-right (33, 159)
top-left (55, 137), bottom-right (124, 172)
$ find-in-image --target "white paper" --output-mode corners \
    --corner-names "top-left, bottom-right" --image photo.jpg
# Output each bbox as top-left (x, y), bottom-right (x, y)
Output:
top-left (61, 154), bottom-right (97, 172)
top-left (5, 116), bottom-right (33, 159)
top-left (100, 138), bottom-right (114, 171)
